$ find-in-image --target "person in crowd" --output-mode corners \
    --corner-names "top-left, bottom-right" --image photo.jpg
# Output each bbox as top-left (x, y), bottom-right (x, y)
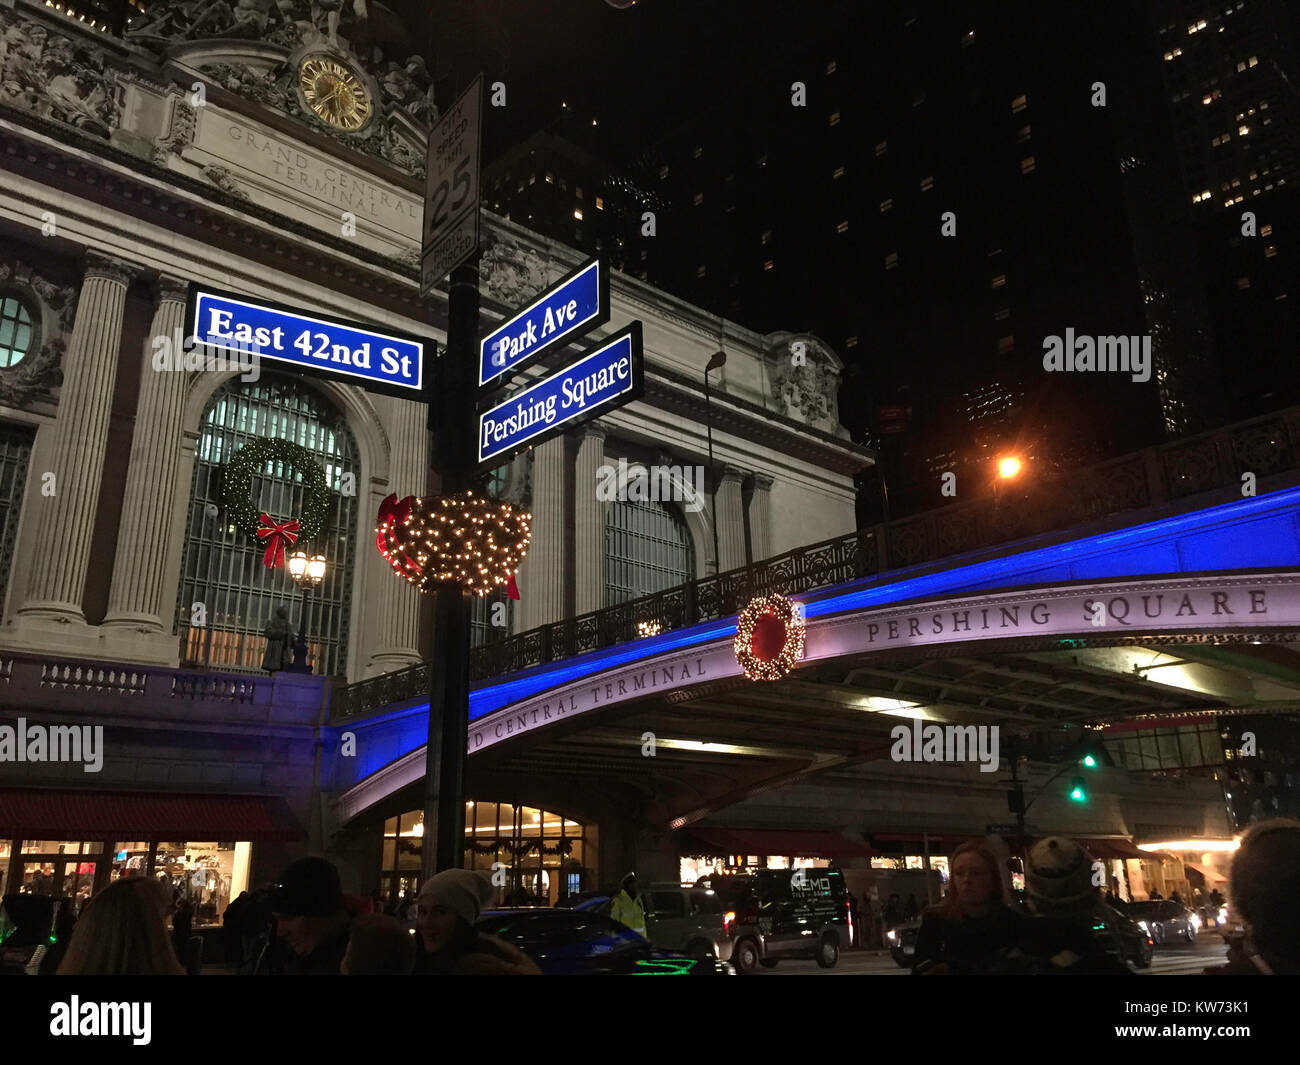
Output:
top-left (883, 892), bottom-right (904, 928)
top-left (269, 857), bottom-right (352, 975)
top-left (57, 877), bottom-right (184, 975)
top-left (223, 890), bottom-right (250, 970)
top-left (341, 914), bottom-right (416, 975)
top-left (411, 869), bottom-right (541, 975)
top-left (1105, 876), bottom-right (1128, 913)
top-left (1210, 887), bottom-right (1225, 909)
top-left (904, 893), bottom-right (920, 921)
top-left (911, 838), bottom-right (1024, 975)
top-left (171, 895), bottom-right (194, 964)
top-left (1206, 818), bottom-right (1300, 975)
top-left (1169, 889), bottom-right (1183, 906)
top-left (1148, 888), bottom-right (1163, 900)
top-left (1015, 837), bottom-right (1133, 975)
top-left (609, 872), bottom-right (647, 938)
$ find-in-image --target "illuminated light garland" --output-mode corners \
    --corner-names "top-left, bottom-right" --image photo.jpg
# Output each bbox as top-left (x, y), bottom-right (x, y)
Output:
top-left (636, 620), bottom-right (662, 638)
top-left (376, 490), bottom-right (531, 597)
top-left (222, 438), bottom-right (331, 564)
top-left (733, 594), bottom-right (805, 681)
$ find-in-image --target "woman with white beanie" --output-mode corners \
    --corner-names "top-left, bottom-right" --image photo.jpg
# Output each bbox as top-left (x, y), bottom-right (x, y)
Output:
top-left (411, 870), bottom-right (542, 975)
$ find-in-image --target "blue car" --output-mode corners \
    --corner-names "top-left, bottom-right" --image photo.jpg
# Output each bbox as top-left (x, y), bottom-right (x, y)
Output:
top-left (476, 908), bottom-right (733, 975)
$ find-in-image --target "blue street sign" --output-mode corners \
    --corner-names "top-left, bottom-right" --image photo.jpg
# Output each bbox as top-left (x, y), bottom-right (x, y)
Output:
top-left (479, 257), bottom-right (609, 389)
top-left (478, 322), bottom-right (643, 466)
top-left (186, 285), bottom-right (430, 397)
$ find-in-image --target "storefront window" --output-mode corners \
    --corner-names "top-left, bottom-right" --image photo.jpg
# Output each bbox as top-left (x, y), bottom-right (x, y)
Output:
top-left (379, 802), bottom-right (591, 909)
top-left (20, 841), bottom-right (97, 855)
top-left (151, 842), bottom-right (249, 927)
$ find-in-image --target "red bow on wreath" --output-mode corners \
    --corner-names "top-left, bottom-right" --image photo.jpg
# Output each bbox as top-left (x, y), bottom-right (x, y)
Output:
top-left (255, 513), bottom-right (300, 569)
top-left (376, 494), bottom-right (421, 580)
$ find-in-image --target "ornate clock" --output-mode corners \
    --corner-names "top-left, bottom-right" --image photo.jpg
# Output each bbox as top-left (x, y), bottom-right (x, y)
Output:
top-left (297, 55), bottom-right (372, 132)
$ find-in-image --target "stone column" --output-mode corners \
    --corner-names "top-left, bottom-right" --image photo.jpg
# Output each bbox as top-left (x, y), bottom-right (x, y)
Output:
top-left (517, 435), bottom-right (566, 630)
top-left (102, 276), bottom-right (190, 636)
top-left (572, 421), bottom-right (607, 617)
top-left (17, 252), bottom-right (137, 625)
top-left (747, 472), bottom-right (775, 563)
top-left (365, 394), bottom-right (427, 675)
top-left (716, 464), bottom-right (747, 574)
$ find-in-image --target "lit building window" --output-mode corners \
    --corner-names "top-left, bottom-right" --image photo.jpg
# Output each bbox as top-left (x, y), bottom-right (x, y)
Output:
top-left (1261, 224), bottom-right (1273, 235)
top-left (763, 259), bottom-right (774, 271)
top-left (757, 154), bottom-right (768, 167)
top-left (1203, 90), bottom-right (1221, 104)
top-left (833, 165), bottom-right (846, 179)
top-left (836, 220), bottom-right (849, 233)
top-left (693, 146), bottom-right (703, 159)
top-left (826, 59), bottom-right (837, 74)
top-left (573, 208), bottom-right (583, 220)
top-left (575, 186), bottom-right (583, 199)
top-left (1239, 124), bottom-right (1250, 135)
top-left (829, 111), bottom-right (841, 126)
top-left (1020, 156), bottom-right (1036, 174)
top-left (1188, 19), bottom-right (1207, 34)
top-left (1264, 245), bottom-right (1277, 258)
top-left (1011, 94), bottom-right (1027, 113)
top-left (991, 273), bottom-right (1007, 289)
top-left (962, 29), bottom-right (975, 47)
top-left (880, 198), bottom-right (893, 212)
top-left (920, 175), bottom-right (934, 191)
top-left (529, 173), bottom-right (536, 185)
top-left (994, 307), bottom-right (1011, 321)
top-left (875, 141), bottom-right (887, 156)
top-left (693, 191), bottom-right (703, 205)
top-left (659, 165), bottom-right (669, 180)
top-left (1017, 124), bottom-right (1032, 143)
top-left (998, 335), bottom-right (1015, 353)
top-left (761, 229), bottom-right (772, 245)
top-left (0, 295), bottom-right (35, 368)
top-left (846, 336), bottom-right (859, 348)
top-left (1164, 47), bottom-right (1182, 60)
top-left (595, 196), bottom-right (604, 210)
top-left (1237, 276), bottom-right (1250, 289)
top-left (697, 264), bottom-right (707, 277)
top-left (885, 251), bottom-right (898, 270)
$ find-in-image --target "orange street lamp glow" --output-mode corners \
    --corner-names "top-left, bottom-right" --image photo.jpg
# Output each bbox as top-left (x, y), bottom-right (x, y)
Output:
top-left (998, 456), bottom-right (1022, 479)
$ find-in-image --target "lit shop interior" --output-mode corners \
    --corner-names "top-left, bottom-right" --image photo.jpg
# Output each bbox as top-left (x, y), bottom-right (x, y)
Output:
top-left (1, 839), bottom-right (251, 926)
top-left (380, 803), bottom-right (592, 905)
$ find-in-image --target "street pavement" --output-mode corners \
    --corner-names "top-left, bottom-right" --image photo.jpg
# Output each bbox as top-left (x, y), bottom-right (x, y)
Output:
top-left (750, 935), bottom-right (1230, 975)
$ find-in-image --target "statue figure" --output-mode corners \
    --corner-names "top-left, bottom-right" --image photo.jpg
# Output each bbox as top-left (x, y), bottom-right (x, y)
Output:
top-left (260, 607), bottom-right (293, 673)
top-left (313, 0), bottom-right (366, 49)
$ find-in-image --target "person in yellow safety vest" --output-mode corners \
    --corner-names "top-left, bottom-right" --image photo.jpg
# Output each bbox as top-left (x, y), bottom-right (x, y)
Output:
top-left (609, 873), bottom-right (647, 938)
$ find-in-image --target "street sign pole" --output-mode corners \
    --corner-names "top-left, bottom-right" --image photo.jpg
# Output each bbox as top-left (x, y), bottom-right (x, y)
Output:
top-left (420, 261), bottom-right (478, 881)
top-left (419, 75), bottom-right (484, 883)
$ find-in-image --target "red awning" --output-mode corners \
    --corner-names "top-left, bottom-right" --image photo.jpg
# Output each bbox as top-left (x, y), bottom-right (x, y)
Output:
top-left (1072, 837), bottom-right (1149, 860)
top-left (681, 827), bottom-right (873, 859)
top-left (0, 788), bottom-right (303, 842)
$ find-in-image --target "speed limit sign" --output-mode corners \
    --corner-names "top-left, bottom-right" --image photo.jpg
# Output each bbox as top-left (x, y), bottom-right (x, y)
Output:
top-left (421, 74), bottom-right (483, 296)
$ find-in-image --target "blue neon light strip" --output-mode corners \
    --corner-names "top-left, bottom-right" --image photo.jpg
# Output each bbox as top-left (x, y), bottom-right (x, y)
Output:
top-left (464, 485), bottom-right (1300, 719)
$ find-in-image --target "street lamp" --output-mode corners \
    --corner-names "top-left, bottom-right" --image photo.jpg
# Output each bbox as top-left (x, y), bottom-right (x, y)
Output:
top-left (703, 350), bottom-right (726, 574)
top-left (997, 455), bottom-right (1023, 480)
top-left (287, 550), bottom-right (327, 672)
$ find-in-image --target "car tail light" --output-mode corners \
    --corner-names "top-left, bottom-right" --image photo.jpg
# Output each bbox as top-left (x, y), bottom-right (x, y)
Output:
top-left (723, 911), bottom-right (736, 936)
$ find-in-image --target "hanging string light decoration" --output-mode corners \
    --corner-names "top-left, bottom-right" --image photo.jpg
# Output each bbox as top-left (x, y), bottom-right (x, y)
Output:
top-left (376, 491), bottom-right (531, 596)
top-left (733, 593), bottom-right (806, 681)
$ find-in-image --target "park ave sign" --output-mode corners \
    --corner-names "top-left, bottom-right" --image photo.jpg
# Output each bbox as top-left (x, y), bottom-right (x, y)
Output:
top-left (467, 573), bottom-right (1299, 753)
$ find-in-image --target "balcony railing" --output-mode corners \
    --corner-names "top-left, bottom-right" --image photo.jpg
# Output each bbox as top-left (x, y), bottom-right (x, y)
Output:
top-left (328, 405), bottom-right (1300, 721)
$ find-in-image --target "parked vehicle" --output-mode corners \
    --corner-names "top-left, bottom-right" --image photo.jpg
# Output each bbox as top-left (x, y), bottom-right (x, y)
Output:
top-left (886, 917), bottom-right (922, 968)
top-left (476, 908), bottom-right (733, 975)
top-left (698, 868), bottom-right (851, 974)
top-left (558, 885), bottom-right (734, 961)
top-left (1097, 903), bottom-right (1154, 969)
top-left (1126, 900), bottom-right (1199, 944)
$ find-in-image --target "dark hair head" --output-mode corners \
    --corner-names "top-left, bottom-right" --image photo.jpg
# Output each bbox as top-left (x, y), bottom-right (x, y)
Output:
top-left (1231, 819), bottom-right (1300, 967)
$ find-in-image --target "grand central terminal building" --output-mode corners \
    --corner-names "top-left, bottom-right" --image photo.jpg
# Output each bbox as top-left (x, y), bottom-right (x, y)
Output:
top-left (0, 0), bottom-right (1259, 924)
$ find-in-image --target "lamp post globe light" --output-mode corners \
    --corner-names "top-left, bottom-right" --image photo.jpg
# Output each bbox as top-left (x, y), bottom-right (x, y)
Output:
top-left (287, 550), bottom-right (327, 672)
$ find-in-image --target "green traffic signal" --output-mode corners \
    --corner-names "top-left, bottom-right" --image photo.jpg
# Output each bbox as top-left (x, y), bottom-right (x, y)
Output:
top-left (1069, 776), bottom-right (1088, 802)
top-left (1082, 754), bottom-right (1097, 768)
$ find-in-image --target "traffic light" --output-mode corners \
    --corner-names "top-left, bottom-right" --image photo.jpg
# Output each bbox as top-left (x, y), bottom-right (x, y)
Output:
top-left (1069, 776), bottom-right (1088, 802)
top-left (1082, 753), bottom-right (1098, 769)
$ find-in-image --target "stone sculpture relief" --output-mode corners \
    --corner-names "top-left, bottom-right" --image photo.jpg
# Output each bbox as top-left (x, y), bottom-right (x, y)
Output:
top-left (767, 334), bottom-right (842, 432)
top-left (0, 261), bottom-right (77, 409)
top-left (0, 8), bottom-right (123, 137)
top-left (479, 235), bottom-right (548, 308)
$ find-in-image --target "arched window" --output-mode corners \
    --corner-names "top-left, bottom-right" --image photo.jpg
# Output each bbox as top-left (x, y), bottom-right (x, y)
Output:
top-left (605, 493), bottom-right (695, 606)
top-left (0, 295), bottom-right (35, 368)
top-left (177, 375), bottom-right (360, 677)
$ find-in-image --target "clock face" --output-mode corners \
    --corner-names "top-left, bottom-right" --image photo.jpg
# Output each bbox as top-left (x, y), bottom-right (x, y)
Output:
top-left (298, 56), bottom-right (372, 131)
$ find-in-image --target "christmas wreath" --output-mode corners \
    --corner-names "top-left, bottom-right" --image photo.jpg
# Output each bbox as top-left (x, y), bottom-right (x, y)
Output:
top-left (222, 437), bottom-right (331, 568)
top-left (734, 593), bottom-right (806, 681)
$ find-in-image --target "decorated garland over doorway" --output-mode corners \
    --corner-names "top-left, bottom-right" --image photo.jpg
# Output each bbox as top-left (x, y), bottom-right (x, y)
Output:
top-left (222, 437), bottom-right (331, 568)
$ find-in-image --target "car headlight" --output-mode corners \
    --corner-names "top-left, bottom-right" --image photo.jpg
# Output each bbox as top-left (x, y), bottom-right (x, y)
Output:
top-left (885, 929), bottom-right (897, 943)
top-left (1136, 920), bottom-right (1150, 934)
top-left (1190, 913), bottom-right (1200, 931)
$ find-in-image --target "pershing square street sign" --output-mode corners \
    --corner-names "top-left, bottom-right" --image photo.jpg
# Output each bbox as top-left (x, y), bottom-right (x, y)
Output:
top-left (478, 257), bottom-right (609, 389)
top-left (186, 285), bottom-right (430, 398)
top-left (478, 322), bottom-right (643, 466)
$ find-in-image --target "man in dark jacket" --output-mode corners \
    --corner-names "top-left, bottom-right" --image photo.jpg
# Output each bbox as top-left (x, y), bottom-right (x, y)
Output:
top-left (269, 857), bottom-right (352, 975)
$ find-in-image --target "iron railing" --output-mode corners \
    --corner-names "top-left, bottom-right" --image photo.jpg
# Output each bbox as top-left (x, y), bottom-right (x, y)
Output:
top-left (329, 405), bottom-right (1300, 720)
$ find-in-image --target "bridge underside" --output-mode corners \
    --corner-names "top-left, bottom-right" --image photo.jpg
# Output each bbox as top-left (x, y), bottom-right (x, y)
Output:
top-left (463, 635), bottom-right (1300, 830)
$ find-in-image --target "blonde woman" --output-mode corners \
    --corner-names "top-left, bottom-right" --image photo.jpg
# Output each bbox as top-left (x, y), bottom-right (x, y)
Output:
top-left (57, 877), bottom-right (184, 975)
